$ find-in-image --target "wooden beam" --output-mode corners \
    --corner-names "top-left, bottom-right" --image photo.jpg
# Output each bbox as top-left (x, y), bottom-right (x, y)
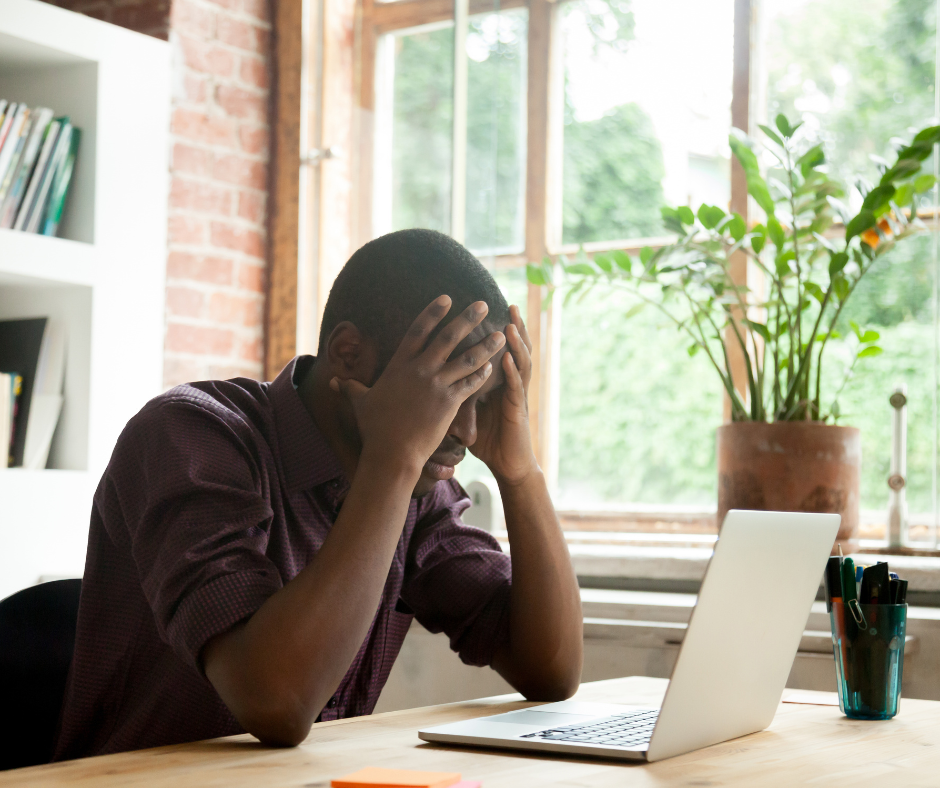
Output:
top-left (266, 0), bottom-right (305, 381)
top-left (724, 0), bottom-right (751, 420)
top-left (372, 0), bottom-right (525, 34)
top-left (525, 0), bottom-right (560, 478)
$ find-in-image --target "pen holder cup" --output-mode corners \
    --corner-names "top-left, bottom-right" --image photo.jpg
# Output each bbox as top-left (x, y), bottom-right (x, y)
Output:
top-left (829, 602), bottom-right (907, 720)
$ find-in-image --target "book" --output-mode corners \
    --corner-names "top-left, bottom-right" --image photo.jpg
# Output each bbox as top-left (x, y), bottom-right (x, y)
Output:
top-left (14, 118), bottom-right (60, 231)
top-left (0, 102), bottom-right (17, 154)
top-left (0, 317), bottom-right (65, 467)
top-left (0, 110), bottom-right (32, 204)
top-left (0, 103), bottom-right (28, 191)
top-left (331, 768), bottom-right (463, 788)
top-left (41, 128), bottom-right (81, 237)
top-left (0, 373), bottom-right (9, 469)
top-left (0, 106), bottom-right (53, 228)
top-left (25, 121), bottom-right (70, 234)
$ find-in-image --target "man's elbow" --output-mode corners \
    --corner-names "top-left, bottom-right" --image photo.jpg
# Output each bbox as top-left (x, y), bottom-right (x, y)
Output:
top-left (236, 694), bottom-right (315, 747)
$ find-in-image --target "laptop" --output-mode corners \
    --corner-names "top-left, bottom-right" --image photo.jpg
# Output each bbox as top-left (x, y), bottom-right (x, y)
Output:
top-left (419, 509), bottom-right (840, 763)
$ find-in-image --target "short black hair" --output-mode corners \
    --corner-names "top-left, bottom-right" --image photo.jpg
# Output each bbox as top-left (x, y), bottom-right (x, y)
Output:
top-left (319, 229), bottom-right (511, 364)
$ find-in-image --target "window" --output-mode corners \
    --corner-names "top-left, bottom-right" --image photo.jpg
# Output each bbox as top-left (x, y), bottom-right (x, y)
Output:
top-left (357, 0), bottom-right (940, 542)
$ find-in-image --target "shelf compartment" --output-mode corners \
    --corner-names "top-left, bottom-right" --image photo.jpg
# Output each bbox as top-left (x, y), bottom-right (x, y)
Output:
top-left (0, 228), bottom-right (95, 287)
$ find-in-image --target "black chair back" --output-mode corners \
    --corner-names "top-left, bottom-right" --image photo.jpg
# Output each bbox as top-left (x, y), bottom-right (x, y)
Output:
top-left (0, 579), bottom-right (82, 771)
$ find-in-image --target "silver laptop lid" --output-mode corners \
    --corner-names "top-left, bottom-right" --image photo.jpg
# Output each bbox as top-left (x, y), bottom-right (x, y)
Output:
top-left (646, 509), bottom-right (840, 762)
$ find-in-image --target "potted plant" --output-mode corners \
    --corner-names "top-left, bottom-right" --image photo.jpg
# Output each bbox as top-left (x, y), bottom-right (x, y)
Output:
top-left (528, 114), bottom-right (940, 548)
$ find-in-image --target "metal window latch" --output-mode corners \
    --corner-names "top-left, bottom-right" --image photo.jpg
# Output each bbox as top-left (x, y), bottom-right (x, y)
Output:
top-left (303, 146), bottom-right (342, 165)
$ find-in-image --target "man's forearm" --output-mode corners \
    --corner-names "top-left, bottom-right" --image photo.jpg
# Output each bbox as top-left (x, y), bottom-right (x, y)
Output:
top-left (492, 469), bottom-right (583, 699)
top-left (204, 452), bottom-right (420, 746)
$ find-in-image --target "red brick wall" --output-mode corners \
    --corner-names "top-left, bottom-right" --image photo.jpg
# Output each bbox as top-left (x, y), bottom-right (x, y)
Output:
top-left (42, 0), bottom-right (272, 387)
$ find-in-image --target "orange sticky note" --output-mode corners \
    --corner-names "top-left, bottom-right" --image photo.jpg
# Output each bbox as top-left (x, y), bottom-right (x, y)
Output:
top-left (331, 767), bottom-right (462, 788)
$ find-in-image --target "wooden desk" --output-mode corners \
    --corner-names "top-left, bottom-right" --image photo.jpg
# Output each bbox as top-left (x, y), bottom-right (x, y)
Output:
top-left (7, 677), bottom-right (940, 787)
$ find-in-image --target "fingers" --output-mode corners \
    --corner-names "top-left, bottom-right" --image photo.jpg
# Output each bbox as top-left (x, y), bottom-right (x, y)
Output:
top-left (510, 304), bottom-right (533, 353)
top-left (506, 319), bottom-right (532, 390)
top-left (424, 300), bottom-right (490, 363)
top-left (395, 295), bottom-right (453, 360)
top-left (502, 349), bottom-right (526, 407)
top-left (454, 361), bottom-right (493, 398)
top-left (329, 376), bottom-right (369, 401)
top-left (440, 330), bottom-right (505, 385)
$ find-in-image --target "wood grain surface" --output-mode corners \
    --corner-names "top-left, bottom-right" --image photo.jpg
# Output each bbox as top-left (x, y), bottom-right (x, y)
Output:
top-left (6, 676), bottom-right (940, 787)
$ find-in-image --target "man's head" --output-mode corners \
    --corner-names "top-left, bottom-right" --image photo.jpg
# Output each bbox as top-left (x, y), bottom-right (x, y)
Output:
top-left (316, 229), bottom-right (512, 495)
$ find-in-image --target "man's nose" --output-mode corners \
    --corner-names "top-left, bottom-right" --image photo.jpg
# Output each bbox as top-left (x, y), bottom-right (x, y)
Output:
top-left (447, 399), bottom-right (477, 448)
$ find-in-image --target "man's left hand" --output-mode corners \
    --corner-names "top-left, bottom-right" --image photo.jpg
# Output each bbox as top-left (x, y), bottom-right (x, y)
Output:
top-left (470, 304), bottom-right (539, 486)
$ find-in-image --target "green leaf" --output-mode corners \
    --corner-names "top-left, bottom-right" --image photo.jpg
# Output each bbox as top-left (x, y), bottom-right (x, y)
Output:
top-left (639, 246), bottom-right (654, 268)
top-left (687, 343), bottom-right (701, 357)
top-left (833, 274), bottom-right (850, 303)
top-left (748, 175), bottom-right (776, 215)
top-left (775, 113), bottom-right (793, 138)
top-left (893, 182), bottom-right (915, 207)
top-left (767, 216), bottom-right (786, 249)
top-left (803, 281), bottom-right (825, 303)
top-left (862, 183), bottom-right (896, 212)
top-left (729, 132), bottom-right (760, 176)
top-left (697, 204), bottom-right (726, 229)
top-left (798, 144), bottom-right (825, 177)
top-left (857, 345), bottom-right (884, 359)
top-left (677, 205), bottom-right (695, 225)
top-left (660, 206), bottom-right (685, 234)
top-left (625, 302), bottom-right (646, 319)
top-left (526, 263), bottom-right (548, 286)
top-left (565, 262), bottom-right (596, 276)
top-left (775, 249), bottom-right (795, 276)
top-left (831, 400), bottom-right (841, 418)
top-left (593, 253), bottom-right (613, 273)
top-left (845, 210), bottom-right (876, 242)
top-left (610, 250), bottom-right (633, 273)
top-left (880, 158), bottom-right (921, 185)
top-left (913, 125), bottom-right (940, 145)
top-left (849, 319), bottom-right (862, 339)
top-left (896, 141), bottom-right (933, 162)
top-left (828, 251), bottom-right (849, 276)
top-left (744, 319), bottom-right (771, 341)
top-left (860, 329), bottom-right (881, 342)
top-left (727, 213), bottom-right (747, 241)
top-left (759, 124), bottom-right (784, 147)
top-left (915, 174), bottom-right (937, 194)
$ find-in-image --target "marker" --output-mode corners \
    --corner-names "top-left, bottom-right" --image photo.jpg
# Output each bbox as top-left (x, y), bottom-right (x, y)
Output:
top-left (824, 556), bottom-right (842, 612)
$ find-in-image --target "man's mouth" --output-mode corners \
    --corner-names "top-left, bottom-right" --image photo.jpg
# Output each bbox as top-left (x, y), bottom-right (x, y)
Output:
top-left (423, 452), bottom-right (464, 481)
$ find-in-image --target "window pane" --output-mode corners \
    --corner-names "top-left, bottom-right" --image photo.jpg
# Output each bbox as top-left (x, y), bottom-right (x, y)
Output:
top-left (560, 0), bottom-right (734, 246)
top-left (764, 0), bottom-right (938, 539)
top-left (557, 291), bottom-right (722, 508)
top-left (466, 9), bottom-right (528, 256)
top-left (382, 24), bottom-right (455, 236)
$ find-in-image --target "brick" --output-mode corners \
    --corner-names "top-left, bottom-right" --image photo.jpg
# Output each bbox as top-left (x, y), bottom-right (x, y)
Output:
top-left (213, 153), bottom-right (266, 189)
top-left (202, 0), bottom-right (240, 11)
top-left (216, 84), bottom-right (267, 122)
top-left (165, 285), bottom-right (206, 318)
top-left (167, 251), bottom-right (235, 285)
top-left (210, 221), bottom-right (265, 258)
top-left (217, 16), bottom-right (268, 53)
top-left (166, 322), bottom-right (235, 356)
top-left (163, 357), bottom-right (205, 389)
top-left (178, 34), bottom-right (234, 78)
top-left (241, 0), bottom-right (270, 23)
top-left (237, 190), bottom-right (264, 222)
top-left (208, 363), bottom-right (261, 381)
top-left (238, 124), bottom-right (268, 155)
top-left (237, 262), bottom-right (265, 292)
top-left (170, 178), bottom-right (234, 216)
top-left (113, 0), bottom-right (171, 37)
top-left (239, 55), bottom-right (268, 89)
top-left (182, 73), bottom-right (209, 103)
top-left (172, 143), bottom-right (213, 178)
top-left (170, 0), bottom-right (216, 38)
top-left (237, 334), bottom-right (264, 363)
top-left (172, 108), bottom-right (236, 147)
top-left (168, 214), bottom-right (207, 245)
top-left (209, 292), bottom-right (263, 326)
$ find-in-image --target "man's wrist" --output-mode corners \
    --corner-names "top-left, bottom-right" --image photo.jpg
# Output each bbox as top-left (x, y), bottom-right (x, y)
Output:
top-left (493, 459), bottom-right (543, 491)
top-left (358, 446), bottom-right (424, 488)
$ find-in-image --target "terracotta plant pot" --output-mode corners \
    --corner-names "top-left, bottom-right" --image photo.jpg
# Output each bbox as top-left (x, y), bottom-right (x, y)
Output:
top-left (717, 421), bottom-right (861, 551)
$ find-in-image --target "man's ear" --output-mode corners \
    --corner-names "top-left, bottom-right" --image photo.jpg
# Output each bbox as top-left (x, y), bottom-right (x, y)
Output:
top-left (324, 322), bottom-right (379, 384)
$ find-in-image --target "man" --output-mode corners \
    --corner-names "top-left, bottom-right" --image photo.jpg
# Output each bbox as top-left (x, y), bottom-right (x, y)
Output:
top-left (54, 229), bottom-right (583, 760)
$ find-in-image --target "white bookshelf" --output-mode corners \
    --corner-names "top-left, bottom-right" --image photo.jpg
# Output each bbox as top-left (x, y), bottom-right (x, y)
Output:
top-left (0, 0), bottom-right (169, 599)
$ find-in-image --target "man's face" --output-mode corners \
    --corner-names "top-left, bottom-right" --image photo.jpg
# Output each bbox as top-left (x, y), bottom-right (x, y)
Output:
top-left (412, 319), bottom-right (508, 498)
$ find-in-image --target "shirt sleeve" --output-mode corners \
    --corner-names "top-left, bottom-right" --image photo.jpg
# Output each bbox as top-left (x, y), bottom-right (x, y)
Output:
top-left (400, 480), bottom-right (512, 668)
top-left (97, 389), bottom-right (281, 673)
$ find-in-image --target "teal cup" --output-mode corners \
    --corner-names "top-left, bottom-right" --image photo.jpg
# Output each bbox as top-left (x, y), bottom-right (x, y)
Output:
top-left (829, 602), bottom-right (907, 720)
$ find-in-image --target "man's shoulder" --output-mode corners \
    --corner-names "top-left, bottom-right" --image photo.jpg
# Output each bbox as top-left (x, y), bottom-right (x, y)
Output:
top-left (138, 377), bottom-right (272, 428)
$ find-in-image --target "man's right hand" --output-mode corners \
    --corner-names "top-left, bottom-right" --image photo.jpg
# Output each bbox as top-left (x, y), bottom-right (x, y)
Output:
top-left (330, 295), bottom-right (505, 476)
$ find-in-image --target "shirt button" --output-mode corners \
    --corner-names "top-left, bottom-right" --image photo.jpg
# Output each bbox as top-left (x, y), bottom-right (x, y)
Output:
top-left (327, 696), bottom-right (338, 709)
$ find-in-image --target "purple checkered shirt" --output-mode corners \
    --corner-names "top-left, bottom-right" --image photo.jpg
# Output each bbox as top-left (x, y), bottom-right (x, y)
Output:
top-left (53, 356), bottom-right (512, 761)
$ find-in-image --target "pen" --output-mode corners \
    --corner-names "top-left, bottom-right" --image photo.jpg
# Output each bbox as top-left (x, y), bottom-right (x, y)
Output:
top-left (824, 556), bottom-right (842, 612)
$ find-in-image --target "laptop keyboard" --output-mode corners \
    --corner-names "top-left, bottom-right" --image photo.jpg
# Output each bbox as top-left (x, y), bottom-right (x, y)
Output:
top-left (520, 709), bottom-right (659, 748)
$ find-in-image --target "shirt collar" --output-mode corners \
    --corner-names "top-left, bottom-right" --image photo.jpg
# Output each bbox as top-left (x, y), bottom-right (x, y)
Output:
top-left (270, 355), bottom-right (346, 492)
